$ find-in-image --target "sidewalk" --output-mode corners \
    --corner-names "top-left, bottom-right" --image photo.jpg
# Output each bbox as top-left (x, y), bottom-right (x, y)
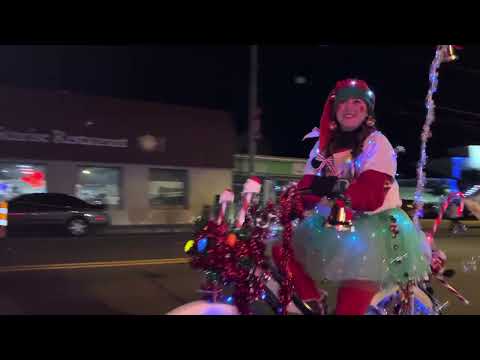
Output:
top-left (99, 224), bottom-right (194, 235)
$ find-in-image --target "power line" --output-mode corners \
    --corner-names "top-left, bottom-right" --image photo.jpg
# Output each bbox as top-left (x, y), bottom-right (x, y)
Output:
top-left (436, 105), bottom-right (480, 118)
top-left (406, 101), bottom-right (480, 118)
top-left (450, 64), bottom-right (480, 76)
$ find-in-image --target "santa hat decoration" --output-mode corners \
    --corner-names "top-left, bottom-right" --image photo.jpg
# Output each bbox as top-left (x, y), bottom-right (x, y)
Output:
top-left (217, 189), bottom-right (235, 225)
top-left (317, 79), bottom-right (375, 152)
top-left (318, 90), bottom-right (337, 153)
top-left (235, 176), bottom-right (263, 229)
top-left (242, 176), bottom-right (262, 194)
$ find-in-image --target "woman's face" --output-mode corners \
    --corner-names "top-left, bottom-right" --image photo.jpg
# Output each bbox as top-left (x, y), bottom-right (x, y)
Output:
top-left (335, 98), bottom-right (368, 132)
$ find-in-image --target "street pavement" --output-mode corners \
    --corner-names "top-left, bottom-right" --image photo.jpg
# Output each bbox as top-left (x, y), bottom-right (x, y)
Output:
top-left (0, 229), bottom-right (479, 315)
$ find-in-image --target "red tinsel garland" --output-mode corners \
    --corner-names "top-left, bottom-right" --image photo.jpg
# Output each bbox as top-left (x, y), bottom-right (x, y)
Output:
top-left (187, 185), bottom-right (306, 315)
top-left (188, 198), bottom-right (276, 315)
top-left (277, 186), bottom-right (304, 314)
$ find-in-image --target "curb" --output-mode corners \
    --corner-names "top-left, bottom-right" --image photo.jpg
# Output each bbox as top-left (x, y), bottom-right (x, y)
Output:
top-left (98, 225), bottom-right (194, 235)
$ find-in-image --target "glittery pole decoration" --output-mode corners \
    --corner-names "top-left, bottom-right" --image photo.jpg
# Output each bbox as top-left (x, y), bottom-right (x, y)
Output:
top-left (413, 45), bottom-right (462, 229)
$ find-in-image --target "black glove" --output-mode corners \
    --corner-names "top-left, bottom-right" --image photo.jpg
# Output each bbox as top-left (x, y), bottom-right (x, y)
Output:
top-left (310, 176), bottom-right (338, 198)
top-left (311, 157), bottom-right (322, 169)
top-left (331, 179), bottom-right (350, 196)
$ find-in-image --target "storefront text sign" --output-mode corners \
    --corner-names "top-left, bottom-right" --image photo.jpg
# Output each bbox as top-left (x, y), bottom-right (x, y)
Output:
top-left (0, 127), bottom-right (128, 148)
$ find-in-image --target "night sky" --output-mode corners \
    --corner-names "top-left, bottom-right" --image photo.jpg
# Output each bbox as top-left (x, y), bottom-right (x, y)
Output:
top-left (1, 44), bottom-right (479, 176)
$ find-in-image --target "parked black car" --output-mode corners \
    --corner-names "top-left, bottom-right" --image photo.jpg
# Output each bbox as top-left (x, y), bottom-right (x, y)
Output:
top-left (7, 193), bottom-right (110, 236)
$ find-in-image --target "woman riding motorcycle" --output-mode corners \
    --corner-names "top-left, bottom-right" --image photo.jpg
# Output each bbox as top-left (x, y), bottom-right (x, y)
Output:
top-left (271, 79), bottom-right (432, 315)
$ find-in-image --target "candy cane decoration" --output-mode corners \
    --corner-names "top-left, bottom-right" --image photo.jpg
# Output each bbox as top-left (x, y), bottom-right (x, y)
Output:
top-left (434, 274), bottom-right (470, 305)
top-left (235, 176), bottom-right (262, 229)
top-left (217, 189), bottom-right (234, 225)
top-left (428, 192), bottom-right (465, 243)
top-left (426, 192), bottom-right (470, 306)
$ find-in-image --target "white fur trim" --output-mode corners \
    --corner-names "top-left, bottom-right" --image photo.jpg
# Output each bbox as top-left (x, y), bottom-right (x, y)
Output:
top-left (219, 189), bottom-right (235, 203)
top-left (243, 179), bottom-right (262, 194)
top-left (166, 301), bottom-right (240, 315)
top-left (302, 127), bottom-right (320, 141)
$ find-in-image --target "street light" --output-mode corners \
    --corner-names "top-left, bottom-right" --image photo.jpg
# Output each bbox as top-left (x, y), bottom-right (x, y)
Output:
top-left (294, 75), bottom-right (307, 84)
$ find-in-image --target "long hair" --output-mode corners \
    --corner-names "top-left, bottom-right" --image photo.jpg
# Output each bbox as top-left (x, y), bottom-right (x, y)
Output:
top-left (325, 117), bottom-right (377, 159)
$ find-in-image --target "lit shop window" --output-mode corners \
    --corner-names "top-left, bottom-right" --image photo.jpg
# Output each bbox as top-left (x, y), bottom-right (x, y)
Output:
top-left (149, 169), bottom-right (188, 208)
top-left (0, 163), bottom-right (47, 200)
top-left (75, 167), bottom-right (121, 207)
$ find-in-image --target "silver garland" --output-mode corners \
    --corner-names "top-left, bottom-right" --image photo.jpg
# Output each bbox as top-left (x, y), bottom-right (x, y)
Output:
top-left (413, 45), bottom-right (459, 228)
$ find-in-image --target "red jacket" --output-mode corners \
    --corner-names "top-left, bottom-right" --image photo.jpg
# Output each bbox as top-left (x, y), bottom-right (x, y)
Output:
top-left (298, 170), bottom-right (391, 212)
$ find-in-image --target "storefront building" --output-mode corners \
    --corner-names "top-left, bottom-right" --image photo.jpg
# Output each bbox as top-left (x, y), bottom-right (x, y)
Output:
top-left (0, 86), bottom-right (235, 225)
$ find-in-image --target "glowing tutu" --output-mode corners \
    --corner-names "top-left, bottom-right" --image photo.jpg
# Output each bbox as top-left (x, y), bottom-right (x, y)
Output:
top-left (292, 207), bottom-right (431, 285)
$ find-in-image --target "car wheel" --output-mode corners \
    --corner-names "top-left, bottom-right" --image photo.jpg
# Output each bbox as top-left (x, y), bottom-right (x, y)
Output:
top-left (67, 218), bottom-right (89, 237)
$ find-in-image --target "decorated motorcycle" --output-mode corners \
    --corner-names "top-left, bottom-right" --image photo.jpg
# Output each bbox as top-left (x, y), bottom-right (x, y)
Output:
top-left (167, 178), bottom-right (468, 315)
top-left (167, 45), bottom-right (469, 315)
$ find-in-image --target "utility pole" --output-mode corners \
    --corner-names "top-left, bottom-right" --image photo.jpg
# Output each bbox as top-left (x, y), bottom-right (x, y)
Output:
top-left (248, 45), bottom-right (258, 176)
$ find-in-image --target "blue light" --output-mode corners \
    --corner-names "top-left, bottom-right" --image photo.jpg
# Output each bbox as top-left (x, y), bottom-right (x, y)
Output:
top-left (414, 298), bottom-right (432, 315)
top-left (204, 307), bottom-right (235, 315)
top-left (226, 296), bottom-right (234, 304)
top-left (197, 238), bottom-right (208, 253)
top-left (447, 178), bottom-right (459, 192)
top-left (450, 157), bottom-right (466, 180)
top-left (261, 292), bottom-right (267, 300)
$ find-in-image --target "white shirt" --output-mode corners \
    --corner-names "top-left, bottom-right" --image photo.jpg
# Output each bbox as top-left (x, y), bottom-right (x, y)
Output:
top-left (304, 131), bottom-right (402, 214)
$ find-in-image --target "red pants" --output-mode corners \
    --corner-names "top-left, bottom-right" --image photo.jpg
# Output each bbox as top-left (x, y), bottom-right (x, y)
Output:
top-left (272, 244), bottom-right (322, 301)
top-left (272, 244), bottom-right (379, 314)
top-left (335, 280), bottom-right (379, 315)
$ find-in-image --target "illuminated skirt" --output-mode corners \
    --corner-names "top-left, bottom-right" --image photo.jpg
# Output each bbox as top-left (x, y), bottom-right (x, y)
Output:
top-left (292, 207), bottom-right (431, 285)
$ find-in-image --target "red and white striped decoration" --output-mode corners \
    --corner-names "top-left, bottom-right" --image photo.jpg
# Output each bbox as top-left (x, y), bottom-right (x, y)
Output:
top-left (434, 274), bottom-right (470, 305)
top-left (425, 192), bottom-right (470, 305)
top-left (235, 176), bottom-right (262, 229)
top-left (428, 192), bottom-right (465, 244)
top-left (314, 154), bottom-right (338, 177)
top-left (216, 189), bottom-right (234, 225)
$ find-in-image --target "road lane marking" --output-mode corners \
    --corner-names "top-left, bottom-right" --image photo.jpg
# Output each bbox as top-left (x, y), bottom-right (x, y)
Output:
top-left (0, 258), bottom-right (190, 273)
